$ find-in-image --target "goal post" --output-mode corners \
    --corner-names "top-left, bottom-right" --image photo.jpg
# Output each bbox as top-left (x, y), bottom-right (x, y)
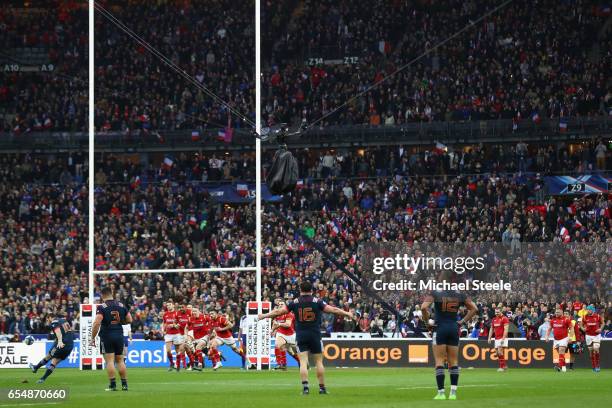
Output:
top-left (81, 267), bottom-right (273, 370)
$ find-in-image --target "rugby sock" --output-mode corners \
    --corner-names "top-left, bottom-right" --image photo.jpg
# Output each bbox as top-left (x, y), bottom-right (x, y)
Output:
top-left (558, 354), bottom-right (566, 368)
top-left (281, 351), bottom-right (288, 366)
top-left (109, 377), bottom-right (116, 389)
top-left (274, 348), bottom-right (281, 365)
top-left (40, 364), bottom-right (56, 380)
top-left (209, 349), bottom-right (220, 365)
top-left (240, 347), bottom-right (246, 368)
top-left (186, 350), bottom-right (194, 368)
top-left (319, 383), bottom-right (326, 392)
top-left (302, 381), bottom-right (309, 392)
top-left (435, 366), bottom-right (445, 391)
top-left (34, 356), bottom-right (51, 370)
top-left (498, 354), bottom-right (504, 369)
top-left (121, 379), bottom-right (128, 388)
top-left (167, 352), bottom-right (174, 367)
top-left (595, 352), bottom-right (600, 368)
top-left (183, 353), bottom-right (188, 369)
top-left (195, 350), bottom-right (203, 365)
top-left (449, 366), bottom-right (460, 392)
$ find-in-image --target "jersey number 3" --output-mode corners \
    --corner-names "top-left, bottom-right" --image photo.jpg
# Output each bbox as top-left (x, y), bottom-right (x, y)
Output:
top-left (298, 307), bottom-right (316, 322)
top-left (110, 311), bottom-right (121, 324)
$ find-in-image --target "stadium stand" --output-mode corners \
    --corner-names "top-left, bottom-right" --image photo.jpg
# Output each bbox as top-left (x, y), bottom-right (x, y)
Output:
top-left (263, 0), bottom-right (611, 127)
top-left (2, 0), bottom-right (610, 345)
top-left (94, 0), bottom-right (254, 133)
top-left (0, 153), bottom-right (88, 335)
top-left (0, 1), bottom-right (88, 134)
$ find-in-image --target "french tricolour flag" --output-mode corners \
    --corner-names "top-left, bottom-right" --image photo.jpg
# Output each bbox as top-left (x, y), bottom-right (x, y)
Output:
top-left (163, 156), bottom-right (174, 169)
top-left (559, 118), bottom-right (567, 132)
top-left (237, 184), bottom-right (248, 197)
top-left (560, 226), bottom-right (570, 242)
top-left (531, 112), bottom-right (541, 124)
top-left (434, 142), bottom-right (447, 154)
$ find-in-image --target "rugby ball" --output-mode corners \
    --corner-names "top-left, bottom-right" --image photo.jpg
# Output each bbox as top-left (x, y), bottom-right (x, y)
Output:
top-left (24, 335), bottom-right (35, 345)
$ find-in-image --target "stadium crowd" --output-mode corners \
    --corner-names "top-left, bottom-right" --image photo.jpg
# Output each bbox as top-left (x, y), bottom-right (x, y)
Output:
top-left (263, 0), bottom-right (611, 127)
top-left (1, 139), bottom-right (609, 338)
top-left (94, 0), bottom-right (254, 133)
top-left (90, 141), bottom-right (610, 340)
top-left (0, 153), bottom-right (88, 336)
top-left (0, 1), bottom-right (88, 134)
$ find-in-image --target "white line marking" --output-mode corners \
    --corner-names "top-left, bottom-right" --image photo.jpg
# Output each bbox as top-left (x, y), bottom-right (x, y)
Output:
top-left (397, 384), bottom-right (501, 390)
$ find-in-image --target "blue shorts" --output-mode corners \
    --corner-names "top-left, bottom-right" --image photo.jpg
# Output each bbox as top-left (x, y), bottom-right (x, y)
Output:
top-left (100, 335), bottom-right (125, 356)
top-left (296, 331), bottom-right (323, 354)
top-left (124, 336), bottom-right (129, 348)
top-left (433, 323), bottom-right (459, 346)
top-left (50, 343), bottom-right (74, 361)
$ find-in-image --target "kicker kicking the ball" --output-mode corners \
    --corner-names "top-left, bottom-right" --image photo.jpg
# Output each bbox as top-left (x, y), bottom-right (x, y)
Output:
top-left (258, 281), bottom-right (354, 395)
top-left (29, 313), bottom-right (75, 384)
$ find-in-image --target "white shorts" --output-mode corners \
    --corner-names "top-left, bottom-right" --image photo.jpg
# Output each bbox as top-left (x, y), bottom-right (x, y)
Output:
top-left (585, 334), bottom-right (601, 347)
top-left (165, 334), bottom-right (185, 345)
top-left (164, 333), bottom-right (183, 344)
top-left (276, 332), bottom-right (296, 346)
top-left (216, 336), bottom-right (236, 346)
top-left (553, 337), bottom-right (569, 349)
top-left (494, 338), bottom-right (508, 348)
top-left (187, 330), bottom-right (194, 339)
top-left (194, 336), bottom-right (209, 347)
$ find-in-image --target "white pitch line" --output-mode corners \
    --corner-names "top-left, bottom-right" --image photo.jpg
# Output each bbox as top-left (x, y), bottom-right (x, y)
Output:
top-left (0, 403), bottom-right (60, 407)
top-left (397, 384), bottom-right (501, 390)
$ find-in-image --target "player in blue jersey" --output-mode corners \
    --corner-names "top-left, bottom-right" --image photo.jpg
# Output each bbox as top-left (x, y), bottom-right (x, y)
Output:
top-left (29, 313), bottom-right (75, 383)
top-left (421, 289), bottom-right (477, 400)
top-left (258, 281), bottom-right (353, 395)
top-left (91, 287), bottom-right (132, 391)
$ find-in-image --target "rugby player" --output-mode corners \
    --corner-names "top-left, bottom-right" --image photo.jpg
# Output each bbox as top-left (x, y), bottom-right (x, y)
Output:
top-left (544, 307), bottom-right (574, 372)
top-left (91, 287), bottom-right (132, 391)
top-left (581, 305), bottom-right (604, 372)
top-left (162, 301), bottom-right (181, 371)
top-left (488, 308), bottom-right (509, 371)
top-left (272, 298), bottom-right (299, 370)
top-left (258, 281), bottom-right (354, 395)
top-left (421, 289), bottom-right (478, 400)
top-left (29, 313), bottom-right (75, 384)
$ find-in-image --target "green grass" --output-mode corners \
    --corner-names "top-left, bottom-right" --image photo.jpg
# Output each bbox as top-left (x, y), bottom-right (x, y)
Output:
top-left (0, 367), bottom-right (610, 408)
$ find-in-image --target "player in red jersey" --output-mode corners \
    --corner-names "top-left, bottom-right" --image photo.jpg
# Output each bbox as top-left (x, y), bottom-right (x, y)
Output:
top-left (272, 298), bottom-right (299, 370)
top-left (187, 308), bottom-right (209, 371)
top-left (162, 302), bottom-right (181, 371)
top-left (175, 304), bottom-right (192, 371)
top-left (580, 305), bottom-right (604, 372)
top-left (545, 308), bottom-right (574, 372)
top-left (208, 310), bottom-right (245, 370)
top-left (487, 308), bottom-right (509, 371)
